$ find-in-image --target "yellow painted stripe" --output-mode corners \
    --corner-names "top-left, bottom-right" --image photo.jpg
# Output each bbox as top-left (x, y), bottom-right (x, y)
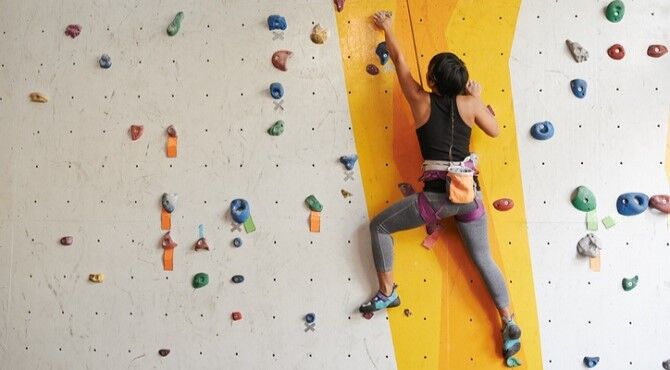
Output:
top-left (336, 1), bottom-right (542, 369)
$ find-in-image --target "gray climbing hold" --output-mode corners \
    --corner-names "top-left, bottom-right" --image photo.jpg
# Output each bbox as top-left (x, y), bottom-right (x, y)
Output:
top-left (167, 12), bottom-right (184, 36)
top-left (267, 15), bottom-right (287, 31)
top-left (583, 356), bottom-right (600, 368)
top-left (268, 120), bottom-right (284, 136)
top-left (570, 79), bottom-right (587, 99)
top-left (566, 40), bottom-right (589, 63)
top-left (577, 233), bottom-right (602, 258)
top-left (161, 193), bottom-right (177, 213)
top-left (99, 54), bottom-right (111, 69)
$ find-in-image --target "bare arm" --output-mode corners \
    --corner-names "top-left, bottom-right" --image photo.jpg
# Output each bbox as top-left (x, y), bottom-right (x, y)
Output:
top-left (466, 81), bottom-right (500, 137)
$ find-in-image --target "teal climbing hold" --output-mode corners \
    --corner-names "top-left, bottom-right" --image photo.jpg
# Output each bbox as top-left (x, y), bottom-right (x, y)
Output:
top-left (571, 186), bottom-right (596, 212)
top-left (192, 273), bottom-right (209, 288)
top-left (505, 357), bottom-right (522, 367)
top-left (606, 0), bottom-right (625, 23)
top-left (305, 195), bottom-right (323, 212)
top-left (622, 275), bottom-right (638, 291)
top-left (167, 12), bottom-right (184, 36)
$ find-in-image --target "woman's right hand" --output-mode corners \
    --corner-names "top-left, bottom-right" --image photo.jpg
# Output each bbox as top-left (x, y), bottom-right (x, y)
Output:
top-left (373, 11), bottom-right (393, 32)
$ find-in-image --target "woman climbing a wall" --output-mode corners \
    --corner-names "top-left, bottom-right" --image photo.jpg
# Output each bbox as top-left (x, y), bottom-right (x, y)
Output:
top-left (359, 11), bottom-right (522, 366)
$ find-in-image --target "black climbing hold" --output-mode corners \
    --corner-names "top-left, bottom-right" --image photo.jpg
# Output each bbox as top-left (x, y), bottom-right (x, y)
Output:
top-left (339, 155), bottom-right (358, 170)
top-left (232, 237), bottom-right (242, 248)
top-left (267, 15), bottom-right (287, 31)
top-left (99, 54), bottom-right (111, 69)
top-left (376, 42), bottom-right (390, 65)
top-left (616, 192), bottom-right (649, 216)
top-left (583, 356), bottom-right (599, 368)
top-left (231, 275), bottom-right (244, 284)
top-left (305, 313), bottom-right (316, 323)
top-left (663, 359), bottom-right (670, 370)
top-left (230, 199), bottom-right (250, 224)
top-left (158, 349), bottom-right (170, 357)
top-left (530, 121), bottom-right (554, 140)
top-left (366, 64), bottom-right (379, 75)
top-left (270, 82), bottom-right (284, 99)
top-left (570, 79), bottom-right (587, 99)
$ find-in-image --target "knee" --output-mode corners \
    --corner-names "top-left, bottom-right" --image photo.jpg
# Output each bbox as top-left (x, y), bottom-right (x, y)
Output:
top-left (369, 216), bottom-right (385, 234)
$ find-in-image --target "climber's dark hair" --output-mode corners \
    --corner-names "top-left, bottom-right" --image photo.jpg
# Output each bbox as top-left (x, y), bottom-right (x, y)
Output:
top-left (427, 52), bottom-right (469, 97)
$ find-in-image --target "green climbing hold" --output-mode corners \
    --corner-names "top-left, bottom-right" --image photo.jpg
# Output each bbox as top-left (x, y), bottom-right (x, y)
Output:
top-left (622, 275), bottom-right (638, 291)
top-left (305, 195), bottom-right (323, 212)
top-left (606, 0), bottom-right (625, 23)
top-left (193, 272), bottom-right (209, 288)
top-left (571, 186), bottom-right (596, 212)
top-left (167, 12), bottom-right (184, 36)
top-left (268, 120), bottom-right (284, 136)
top-left (505, 357), bottom-right (522, 367)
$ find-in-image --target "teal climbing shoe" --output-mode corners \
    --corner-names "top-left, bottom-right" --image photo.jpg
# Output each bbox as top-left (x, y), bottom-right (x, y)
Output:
top-left (502, 317), bottom-right (522, 361)
top-left (359, 286), bottom-right (400, 313)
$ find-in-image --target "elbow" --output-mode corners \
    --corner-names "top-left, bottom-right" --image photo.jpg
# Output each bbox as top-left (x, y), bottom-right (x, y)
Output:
top-left (489, 128), bottom-right (500, 138)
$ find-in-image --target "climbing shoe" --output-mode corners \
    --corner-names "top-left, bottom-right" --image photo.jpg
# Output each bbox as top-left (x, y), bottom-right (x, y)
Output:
top-left (359, 285), bottom-right (400, 313)
top-left (502, 316), bottom-right (522, 367)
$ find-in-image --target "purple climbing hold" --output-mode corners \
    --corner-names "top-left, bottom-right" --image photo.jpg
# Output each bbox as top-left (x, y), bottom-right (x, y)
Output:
top-left (334, 0), bottom-right (345, 12)
top-left (570, 79), bottom-right (587, 99)
top-left (267, 15), bottom-right (287, 31)
top-left (376, 42), bottom-right (390, 65)
top-left (339, 155), bottom-right (358, 170)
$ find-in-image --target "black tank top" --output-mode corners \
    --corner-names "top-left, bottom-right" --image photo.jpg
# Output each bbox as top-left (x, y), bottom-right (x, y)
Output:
top-left (416, 94), bottom-right (472, 192)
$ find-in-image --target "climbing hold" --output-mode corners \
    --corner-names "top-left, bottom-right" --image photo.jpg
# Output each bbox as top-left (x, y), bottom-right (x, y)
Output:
top-left (577, 233), bottom-right (602, 258)
top-left (493, 198), bottom-right (514, 211)
top-left (29, 92), bottom-right (48, 103)
top-left (398, 183), bottom-right (416, 197)
top-left (341, 189), bottom-right (352, 198)
top-left (64, 24), bottom-right (81, 38)
top-left (232, 312), bottom-right (243, 321)
top-left (607, 44), bottom-right (625, 60)
top-left (158, 349), bottom-right (170, 357)
top-left (663, 359), bottom-right (670, 370)
top-left (130, 125), bottom-right (144, 141)
top-left (99, 54), bottom-right (111, 69)
top-left (267, 15), bottom-right (287, 31)
top-left (305, 195), bottom-right (323, 212)
top-left (339, 155), bottom-right (358, 170)
top-left (230, 199), bottom-right (250, 224)
top-left (530, 121), bottom-right (554, 140)
top-left (616, 192), bottom-right (649, 216)
top-left (194, 238), bottom-right (209, 251)
top-left (305, 313), bottom-right (316, 323)
top-left (167, 12), bottom-right (184, 36)
top-left (310, 24), bottom-right (328, 44)
top-left (571, 186), bottom-right (596, 212)
top-left (192, 273), bottom-right (209, 288)
top-left (161, 232), bottom-right (177, 249)
top-left (570, 79), bottom-right (587, 99)
top-left (334, 0), bottom-right (344, 12)
top-left (232, 237), bottom-right (243, 248)
top-left (267, 120), bottom-right (285, 136)
top-left (231, 275), bottom-right (245, 284)
top-left (161, 193), bottom-right (177, 213)
top-left (366, 64), bottom-right (379, 75)
top-left (605, 0), bottom-right (625, 22)
top-left (89, 273), bottom-right (104, 283)
top-left (60, 236), bottom-right (73, 246)
top-left (566, 40), bottom-right (589, 63)
top-left (649, 194), bottom-right (670, 213)
top-left (362, 312), bottom-right (373, 320)
top-left (269, 82), bottom-right (284, 99)
top-left (376, 42), bottom-right (390, 65)
top-left (583, 356), bottom-right (600, 368)
top-left (622, 275), bottom-right (638, 291)
top-left (647, 44), bottom-right (668, 58)
top-left (272, 50), bottom-right (292, 71)
top-left (403, 309), bottom-right (412, 317)
top-left (505, 357), bottom-right (522, 367)
top-left (166, 125), bottom-right (177, 138)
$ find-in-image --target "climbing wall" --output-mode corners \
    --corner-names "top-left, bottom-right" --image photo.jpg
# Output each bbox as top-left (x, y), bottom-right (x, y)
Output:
top-left (0, 1), bottom-right (398, 369)
top-left (510, 1), bottom-right (670, 369)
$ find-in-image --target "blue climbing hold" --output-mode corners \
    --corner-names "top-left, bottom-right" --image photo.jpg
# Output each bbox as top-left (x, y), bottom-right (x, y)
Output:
top-left (616, 192), bottom-right (649, 216)
top-left (570, 79), bottom-right (587, 98)
top-left (99, 54), bottom-right (111, 69)
top-left (530, 121), bottom-right (554, 140)
top-left (231, 199), bottom-right (250, 224)
top-left (305, 313), bottom-right (316, 323)
top-left (339, 155), bottom-right (358, 170)
top-left (269, 82), bottom-right (284, 99)
top-left (376, 42), bottom-right (390, 65)
top-left (232, 275), bottom-right (245, 283)
top-left (583, 356), bottom-right (600, 368)
top-left (267, 15), bottom-right (287, 31)
top-left (232, 237), bottom-right (243, 248)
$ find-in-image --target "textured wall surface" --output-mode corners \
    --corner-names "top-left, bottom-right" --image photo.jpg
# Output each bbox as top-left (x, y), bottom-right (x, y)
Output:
top-left (0, 1), bottom-right (397, 369)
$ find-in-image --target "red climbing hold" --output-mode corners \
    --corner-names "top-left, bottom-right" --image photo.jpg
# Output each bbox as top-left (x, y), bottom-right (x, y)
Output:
top-left (161, 232), bottom-right (177, 249)
top-left (493, 198), bottom-right (514, 211)
top-left (334, 0), bottom-right (345, 12)
top-left (60, 236), bottom-right (73, 246)
top-left (166, 125), bottom-right (177, 138)
top-left (232, 312), bottom-right (243, 321)
top-left (272, 50), bottom-right (292, 71)
top-left (64, 24), bottom-right (81, 38)
top-left (194, 237), bottom-right (209, 251)
top-left (649, 194), bottom-right (670, 213)
top-left (362, 312), bottom-right (374, 320)
top-left (130, 125), bottom-right (143, 141)
top-left (647, 44), bottom-right (668, 58)
top-left (366, 64), bottom-right (379, 75)
top-left (607, 44), bottom-right (625, 60)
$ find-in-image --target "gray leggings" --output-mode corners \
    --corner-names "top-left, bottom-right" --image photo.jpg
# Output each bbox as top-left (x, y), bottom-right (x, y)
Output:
top-left (369, 191), bottom-right (510, 309)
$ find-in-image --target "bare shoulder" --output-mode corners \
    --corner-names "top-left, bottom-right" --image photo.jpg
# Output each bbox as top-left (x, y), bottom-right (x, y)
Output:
top-left (455, 94), bottom-right (478, 126)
